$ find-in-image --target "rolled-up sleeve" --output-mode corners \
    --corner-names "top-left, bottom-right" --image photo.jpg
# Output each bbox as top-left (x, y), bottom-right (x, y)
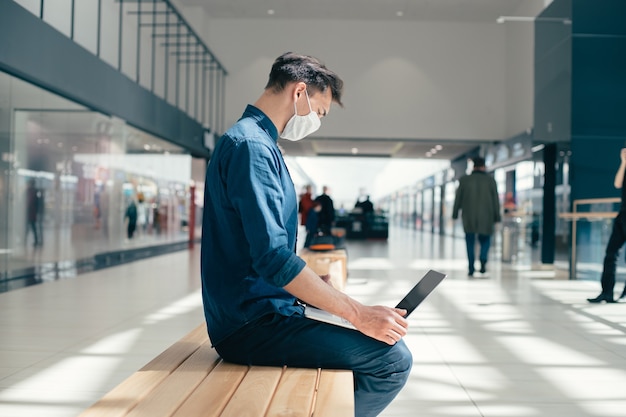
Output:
top-left (225, 138), bottom-right (305, 287)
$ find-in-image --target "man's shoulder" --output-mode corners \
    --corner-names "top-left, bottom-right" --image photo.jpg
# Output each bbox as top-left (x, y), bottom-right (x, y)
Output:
top-left (217, 123), bottom-right (276, 156)
top-left (224, 118), bottom-right (267, 142)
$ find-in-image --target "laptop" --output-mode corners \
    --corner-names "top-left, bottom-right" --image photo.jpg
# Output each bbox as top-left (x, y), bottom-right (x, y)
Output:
top-left (303, 269), bottom-right (447, 329)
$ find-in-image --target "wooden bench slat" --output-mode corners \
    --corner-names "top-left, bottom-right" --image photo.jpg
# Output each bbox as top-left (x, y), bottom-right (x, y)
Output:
top-left (125, 342), bottom-right (220, 417)
top-left (265, 367), bottom-right (318, 417)
top-left (78, 325), bottom-right (209, 417)
top-left (312, 370), bottom-right (354, 417)
top-left (80, 324), bottom-right (354, 417)
top-left (170, 361), bottom-right (249, 417)
top-left (219, 366), bottom-right (284, 417)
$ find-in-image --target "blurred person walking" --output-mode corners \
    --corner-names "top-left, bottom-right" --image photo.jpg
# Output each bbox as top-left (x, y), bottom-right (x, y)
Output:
top-left (453, 157), bottom-right (501, 276)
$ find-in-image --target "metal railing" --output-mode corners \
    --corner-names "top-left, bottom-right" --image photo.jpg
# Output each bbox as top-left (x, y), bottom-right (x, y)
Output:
top-left (559, 197), bottom-right (620, 279)
top-left (24, 0), bottom-right (227, 135)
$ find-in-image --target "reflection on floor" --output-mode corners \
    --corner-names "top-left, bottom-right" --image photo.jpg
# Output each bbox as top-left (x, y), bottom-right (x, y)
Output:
top-left (0, 227), bottom-right (625, 417)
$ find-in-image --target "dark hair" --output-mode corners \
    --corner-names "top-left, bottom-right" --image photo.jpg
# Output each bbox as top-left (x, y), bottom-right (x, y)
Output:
top-left (472, 157), bottom-right (486, 168)
top-left (265, 52), bottom-right (344, 107)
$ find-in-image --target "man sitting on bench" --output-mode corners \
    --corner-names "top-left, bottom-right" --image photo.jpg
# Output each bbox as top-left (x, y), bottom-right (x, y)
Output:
top-left (200, 52), bottom-right (412, 417)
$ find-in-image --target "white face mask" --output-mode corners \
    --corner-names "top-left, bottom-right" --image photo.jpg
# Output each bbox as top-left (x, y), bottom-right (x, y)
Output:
top-left (280, 90), bottom-right (321, 141)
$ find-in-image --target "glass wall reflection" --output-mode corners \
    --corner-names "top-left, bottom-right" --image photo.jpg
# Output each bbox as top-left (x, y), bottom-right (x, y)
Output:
top-left (0, 72), bottom-right (193, 285)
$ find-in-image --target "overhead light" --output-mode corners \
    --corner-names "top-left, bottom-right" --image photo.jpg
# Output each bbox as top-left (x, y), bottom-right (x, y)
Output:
top-left (497, 16), bottom-right (572, 24)
top-left (267, 9), bottom-right (275, 15)
top-left (351, 147), bottom-right (359, 155)
top-left (435, 145), bottom-right (443, 150)
top-left (425, 152), bottom-right (432, 157)
top-left (396, 11), bottom-right (404, 17)
top-left (532, 144), bottom-right (545, 153)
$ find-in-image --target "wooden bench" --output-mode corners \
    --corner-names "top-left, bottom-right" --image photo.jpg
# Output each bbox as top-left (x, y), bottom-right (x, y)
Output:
top-left (299, 248), bottom-right (348, 291)
top-left (79, 324), bottom-right (354, 417)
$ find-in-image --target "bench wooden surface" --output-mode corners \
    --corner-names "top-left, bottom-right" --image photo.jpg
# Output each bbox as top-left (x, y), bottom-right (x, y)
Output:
top-left (79, 324), bottom-right (354, 417)
top-left (299, 248), bottom-right (348, 291)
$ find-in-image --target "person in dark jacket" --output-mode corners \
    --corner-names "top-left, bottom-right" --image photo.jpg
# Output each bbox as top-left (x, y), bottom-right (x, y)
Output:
top-left (314, 185), bottom-right (335, 235)
top-left (125, 199), bottom-right (138, 239)
top-left (304, 201), bottom-right (322, 248)
top-left (587, 148), bottom-right (626, 303)
top-left (452, 157), bottom-right (501, 276)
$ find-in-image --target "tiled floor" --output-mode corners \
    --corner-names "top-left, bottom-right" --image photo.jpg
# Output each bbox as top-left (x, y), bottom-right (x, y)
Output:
top-left (0, 227), bottom-right (625, 417)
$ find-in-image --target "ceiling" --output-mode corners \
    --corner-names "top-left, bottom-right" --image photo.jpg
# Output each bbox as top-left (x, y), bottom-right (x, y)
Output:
top-left (277, 137), bottom-right (482, 161)
top-left (177, 0), bottom-right (536, 161)
top-left (177, 0), bottom-right (530, 22)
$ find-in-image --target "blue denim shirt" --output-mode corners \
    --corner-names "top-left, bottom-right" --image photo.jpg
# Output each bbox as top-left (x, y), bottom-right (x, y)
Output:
top-left (201, 105), bottom-right (306, 345)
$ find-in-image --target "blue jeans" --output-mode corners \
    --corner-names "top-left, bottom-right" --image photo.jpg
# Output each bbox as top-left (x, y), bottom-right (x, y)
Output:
top-left (465, 233), bottom-right (491, 273)
top-left (214, 312), bottom-right (413, 417)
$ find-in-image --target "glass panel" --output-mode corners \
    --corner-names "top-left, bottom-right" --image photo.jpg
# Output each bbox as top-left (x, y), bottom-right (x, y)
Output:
top-left (573, 200), bottom-right (620, 282)
top-left (415, 190), bottom-right (422, 230)
top-left (433, 185), bottom-right (441, 234)
top-left (422, 188), bottom-right (433, 233)
top-left (0, 71), bottom-right (193, 289)
top-left (444, 180), bottom-right (462, 238)
top-left (0, 72), bottom-right (11, 289)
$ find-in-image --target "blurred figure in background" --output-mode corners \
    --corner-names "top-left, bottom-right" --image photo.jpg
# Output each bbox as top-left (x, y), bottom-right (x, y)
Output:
top-left (315, 185), bottom-right (335, 235)
top-left (25, 178), bottom-right (41, 247)
top-left (304, 201), bottom-right (322, 248)
top-left (298, 184), bottom-right (314, 227)
top-left (453, 157), bottom-right (501, 276)
top-left (125, 198), bottom-right (138, 240)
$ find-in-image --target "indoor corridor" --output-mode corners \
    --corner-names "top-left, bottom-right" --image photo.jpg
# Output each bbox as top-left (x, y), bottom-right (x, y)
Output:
top-left (0, 226), bottom-right (625, 417)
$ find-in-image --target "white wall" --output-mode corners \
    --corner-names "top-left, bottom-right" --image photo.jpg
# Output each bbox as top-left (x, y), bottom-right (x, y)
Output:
top-left (504, 0), bottom-right (545, 137)
top-left (167, 11), bottom-right (545, 204)
top-left (12, 0), bottom-right (543, 147)
top-left (204, 19), bottom-right (508, 142)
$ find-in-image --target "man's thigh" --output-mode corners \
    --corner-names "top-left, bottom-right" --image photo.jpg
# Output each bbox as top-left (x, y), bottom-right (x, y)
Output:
top-left (214, 312), bottom-right (400, 371)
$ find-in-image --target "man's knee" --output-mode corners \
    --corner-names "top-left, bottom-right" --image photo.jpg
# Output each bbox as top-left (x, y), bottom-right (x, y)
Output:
top-left (396, 341), bottom-right (413, 375)
top-left (384, 340), bottom-right (413, 379)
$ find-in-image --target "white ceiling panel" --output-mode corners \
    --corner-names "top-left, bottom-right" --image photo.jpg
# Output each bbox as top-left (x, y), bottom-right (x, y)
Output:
top-left (178, 0), bottom-right (531, 22)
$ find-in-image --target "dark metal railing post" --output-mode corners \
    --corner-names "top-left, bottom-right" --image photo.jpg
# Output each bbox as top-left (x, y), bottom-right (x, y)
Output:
top-left (70, 0), bottom-right (75, 40)
top-left (96, 0), bottom-right (101, 57)
top-left (208, 62), bottom-right (214, 131)
top-left (150, 0), bottom-right (156, 92)
top-left (175, 22), bottom-right (180, 108)
top-left (185, 34), bottom-right (190, 113)
top-left (164, 7), bottom-right (170, 101)
top-left (201, 62), bottom-right (206, 126)
top-left (220, 71), bottom-right (226, 134)
top-left (193, 46), bottom-right (198, 120)
top-left (136, 0), bottom-right (141, 83)
top-left (118, 0), bottom-right (123, 71)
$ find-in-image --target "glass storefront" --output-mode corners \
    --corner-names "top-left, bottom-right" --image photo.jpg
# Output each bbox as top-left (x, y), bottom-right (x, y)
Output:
top-left (0, 71), bottom-right (195, 288)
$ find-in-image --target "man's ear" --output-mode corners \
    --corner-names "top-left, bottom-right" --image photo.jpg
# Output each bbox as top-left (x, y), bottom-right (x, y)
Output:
top-left (292, 81), bottom-right (307, 100)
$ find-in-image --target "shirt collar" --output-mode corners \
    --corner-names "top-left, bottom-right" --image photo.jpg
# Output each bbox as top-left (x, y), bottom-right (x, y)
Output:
top-left (242, 105), bottom-right (279, 141)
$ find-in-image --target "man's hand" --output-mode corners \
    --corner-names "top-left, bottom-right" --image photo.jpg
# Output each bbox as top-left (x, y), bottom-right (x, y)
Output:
top-left (352, 305), bottom-right (409, 345)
